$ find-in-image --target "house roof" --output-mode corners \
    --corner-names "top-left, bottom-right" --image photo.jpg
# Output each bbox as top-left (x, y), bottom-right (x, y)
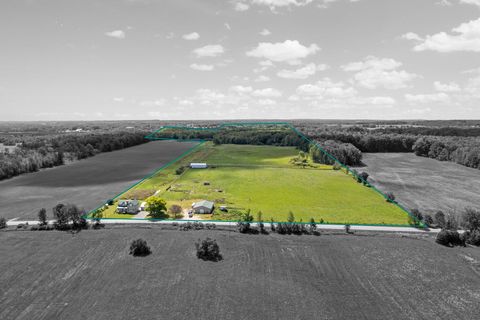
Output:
top-left (193, 200), bottom-right (214, 209)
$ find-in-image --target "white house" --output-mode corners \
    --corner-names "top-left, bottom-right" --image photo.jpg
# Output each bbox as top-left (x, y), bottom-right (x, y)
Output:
top-left (190, 162), bottom-right (208, 169)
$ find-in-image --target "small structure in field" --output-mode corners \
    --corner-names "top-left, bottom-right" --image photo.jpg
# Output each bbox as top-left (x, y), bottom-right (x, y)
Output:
top-left (116, 200), bottom-right (140, 214)
top-left (190, 163), bottom-right (208, 169)
top-left (192, 200), bottom-right (214, 214)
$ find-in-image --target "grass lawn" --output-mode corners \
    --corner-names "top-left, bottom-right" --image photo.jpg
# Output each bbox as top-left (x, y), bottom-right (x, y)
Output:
top-left (102, 143), bottom-right (410, 225)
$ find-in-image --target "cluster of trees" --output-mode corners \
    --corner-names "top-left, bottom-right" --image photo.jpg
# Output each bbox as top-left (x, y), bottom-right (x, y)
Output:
top-left (296, 122), bottom-right (480, 170)
top-left (309, 141), bottom-right (362, 166)
top-left (413, 137), bottom-right (480, 169)
top-left (0, 131), bottom-right (148, 181)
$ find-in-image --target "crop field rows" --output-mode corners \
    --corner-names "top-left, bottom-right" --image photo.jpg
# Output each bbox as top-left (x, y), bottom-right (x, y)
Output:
top-left (96, 124), bottom-right (414, 226)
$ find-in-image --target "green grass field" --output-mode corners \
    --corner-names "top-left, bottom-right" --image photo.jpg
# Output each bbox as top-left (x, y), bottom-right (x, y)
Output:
top-left (101, 142), bottom-right (411, 225)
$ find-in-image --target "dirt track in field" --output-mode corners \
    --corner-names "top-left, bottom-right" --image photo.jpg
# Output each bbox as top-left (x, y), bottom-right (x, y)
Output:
top-left (0, 141), bottom-right (198, 220)
top-left (0, 227), bottom-right (479, 320)
top-left (361, 153), bottom-right (480, 215)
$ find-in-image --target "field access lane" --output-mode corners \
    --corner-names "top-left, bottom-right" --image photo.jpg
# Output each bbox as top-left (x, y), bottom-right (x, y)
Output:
top-left (0, 140), bottom-right (198, 220)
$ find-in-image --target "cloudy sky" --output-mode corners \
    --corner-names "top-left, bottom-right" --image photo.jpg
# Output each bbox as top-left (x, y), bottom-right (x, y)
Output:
top-left (1, 0), bottom-right (480, 120)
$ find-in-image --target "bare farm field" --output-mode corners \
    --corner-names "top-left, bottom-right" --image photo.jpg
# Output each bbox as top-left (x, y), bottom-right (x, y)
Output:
top-left (361, 153), bottom-right (480, 216)
top-left (0, 141), bottom-right (198, 220)
top-left (1, 227), bottom-right (479, 320)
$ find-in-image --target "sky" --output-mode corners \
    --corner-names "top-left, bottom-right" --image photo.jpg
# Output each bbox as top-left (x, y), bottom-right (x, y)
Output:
top-left (0, 0), bottom-right (480, 121)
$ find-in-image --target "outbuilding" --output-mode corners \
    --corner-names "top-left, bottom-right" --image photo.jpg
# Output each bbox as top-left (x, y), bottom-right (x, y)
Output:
top-left (190, 162), bottom-right (208, 169)
top-left (192, 200), bottom-right (214, 214)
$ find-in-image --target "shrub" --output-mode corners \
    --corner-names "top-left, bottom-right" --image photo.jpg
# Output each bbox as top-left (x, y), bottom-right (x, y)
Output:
top-left (237, 221), bottom-right (251, 234)
top-left (333, 162), bottom-right (341, 170)
top-left (445, 214), bottom-right (458, 231)
top-left (205, 223), bottom-right (216, 230)
top-left (0, 217), bottom-right (6, 229)
top-left (345, 224), bottom-right (351, 234)
top-left (385, 192), bottom-right (395, 202)
top-left (129, 239), bottom-right (151, 256)
top-left (464, 230), bottom-right (480, 246)
top-left (423, 214), bottom-right (434, 227)
top-left (308, 218), bottom-right (318, 234)
top-left (410, 208), bottom-right (423, 226)
top-left (287, 211), bottom-right (295, 223)
top-left (195, 238), bottom-right (222, 261)
top-left (175, 166), bottom-right (186, 175)
top-left (270, 218), bottom-right (276, 232)
top-left (436, 230), bottom-right (464, 247)
top-left (358, 172), bottom-right (369, 184)
top-left (107, 199), bottom-right (114, 206)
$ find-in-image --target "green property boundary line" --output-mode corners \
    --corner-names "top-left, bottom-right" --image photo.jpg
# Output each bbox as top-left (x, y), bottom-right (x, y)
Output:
top-left (88, 121), bottom-right (424, 229)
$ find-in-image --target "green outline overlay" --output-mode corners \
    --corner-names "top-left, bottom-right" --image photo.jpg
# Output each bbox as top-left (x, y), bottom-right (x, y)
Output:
top-left (88, 121), bottom-right (424, 228)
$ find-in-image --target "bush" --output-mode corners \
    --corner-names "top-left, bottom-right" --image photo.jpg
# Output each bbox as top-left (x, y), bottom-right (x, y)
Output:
top-left (464, 230), bottom-right (480, 246)
top-left (333, 162), bottom-right (342, 170)
top-left (385, 192), bottom-right (395, 202)
top-left (423, 214), bottom-right (434, 227)
top-left (205, 223), bottom-right (216, 230)
top-left (175, 166), bottom-right (186, 175)
top-left (345, 224), bottom-right (351, 234)
top-left (169, 204), bottom-right (183, 219)
top-left (436, 230), bottom-right (464, 247)
top-left (410, 208), bottom-right (423, 226)
top-left (237, 221), bottom-right (251, 234)
top-left (0, 217), bottom-right (6, 229)
top-left (195, 238), bottom-right (222, 261)
top-left (129, 239), bottom-right (151, 256)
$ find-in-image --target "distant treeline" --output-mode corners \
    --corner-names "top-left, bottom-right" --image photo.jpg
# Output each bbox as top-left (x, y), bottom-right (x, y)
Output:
top-left (297, 124), bottom-right (480, 170)
top-left (0, 131), bottom-right (149, 180)
top-left (413, 137), bottom-right (480, 169)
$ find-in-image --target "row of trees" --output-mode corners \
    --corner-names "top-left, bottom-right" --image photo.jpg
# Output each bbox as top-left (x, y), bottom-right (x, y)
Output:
top-left (0, 131), bottom-right (149, 181)
top-left (309, 140), bottom-right (362, 166)
top-left (413, 137), bottom-right (480, 169)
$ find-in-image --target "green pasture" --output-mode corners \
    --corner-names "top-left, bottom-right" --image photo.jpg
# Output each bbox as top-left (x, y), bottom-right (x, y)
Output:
top-left (102, 143), bottom-right (410, 225)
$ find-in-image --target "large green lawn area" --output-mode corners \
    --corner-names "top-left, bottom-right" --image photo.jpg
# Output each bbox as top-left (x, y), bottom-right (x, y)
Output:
top-left (102, 142), bottom-right (411, 225)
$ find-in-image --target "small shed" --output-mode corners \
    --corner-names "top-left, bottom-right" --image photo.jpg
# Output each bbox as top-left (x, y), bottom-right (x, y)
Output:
top-left (116, 199), bottom-right (140, 214)
top-left (190, 162), bottom-right (208, 169)
top-left (192, 200), bottom-right (214, 214)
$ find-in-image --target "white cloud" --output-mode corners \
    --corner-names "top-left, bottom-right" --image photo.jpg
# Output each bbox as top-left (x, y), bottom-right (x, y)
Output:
top-left (277, 63), bottom-right (327, 79)
top-left (235, 2), bottom-right (250, 11)
top-left (259, 29), bottom-right (271, 36)
top-left (229, 85), bottom-right (253, 94)
top-left (401, 32), bottom-right (423, 41)
top-left (405, 18), bottom-right (480, 52)
top-left (460, 0), bottom-right (480, 7)
top-left (113, 97), bottom-right (125, 102)
top-left (246, 40), bottom-right (320, 65)
top-left (435, 0), bottom-right (452, 6)
top-left (140, 99), bottom-right (166, 107)
top-left (252, 87), bottom-right (282, 97)
top-left (296, 78), bottom-right (357, 99)
top-left (193, 44), bottom-right (225, 57)
top-left (257, 98), bottom-right (276, 105)
top-left (105, 30), bottom-right (125, 39)
top-left (190, 63), bottom-right (214, 71)
top-left (254, 75), bottom-right (271, 82)
top-left (405, 92), bottom-right (450, 103)
top-left (224, 23), bottom-right (231, 31)
top-left (433, 81), bottom-right (461, 92)
top-left (182, 32), bottom-right (200, 40)
top-left (342, 56), bottom-right (418, 89)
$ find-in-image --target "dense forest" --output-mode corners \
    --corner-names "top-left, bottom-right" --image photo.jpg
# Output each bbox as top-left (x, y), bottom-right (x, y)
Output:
top-left (0, 125), bottom-right (149, 180)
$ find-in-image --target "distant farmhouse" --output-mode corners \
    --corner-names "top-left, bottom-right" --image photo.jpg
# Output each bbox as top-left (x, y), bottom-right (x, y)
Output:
top-left (192, 200), bottom-right (214, 214)
top-left (190, 162), bottom-right (208, 169)
top-left (116, 199), bottom-right (140, 214)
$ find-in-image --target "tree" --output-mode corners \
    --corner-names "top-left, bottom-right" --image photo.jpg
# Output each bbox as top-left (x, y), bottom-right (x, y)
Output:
top-left (434, 211), bottom-right (446, 229)
top-left (146, 196), bottom-right (167, 219)
top-left (38, 208), bottom-right (47, 226)
top-left (309, 217), bottom-right (317, 234)
top-left (53, 203), bottom-right (68, 230)
top-left (0, 217), bottom-right (6, 229)
top-left (423, 214), bottom-right (434, 227)
top-left (462, 208), bottom-right (480, 232)
top-left (257, 211), bottom-right (266, 234)
top-left (129, 239), bottom-right (151, 256)
top-left (195, 238), bottom-right (222, 261)
top-left (169, 204), bottom-right (183, 219)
